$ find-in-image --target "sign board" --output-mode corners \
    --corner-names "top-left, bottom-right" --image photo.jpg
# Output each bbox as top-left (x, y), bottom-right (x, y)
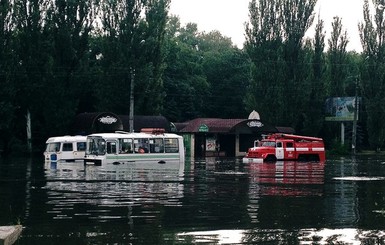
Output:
top-left (325, 97), bottom-right (360, 122)
top-left (206, 137), bottom-right (216, 152)
top-left (198, 124), bottom-right (209, 132)
top-left (247, 120), bottom-right (264, 128)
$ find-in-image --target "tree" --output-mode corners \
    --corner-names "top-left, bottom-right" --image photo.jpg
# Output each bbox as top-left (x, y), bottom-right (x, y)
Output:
top-left (244, 0), bottom-right (285, 124)
top-left (200, 31), bottom-right (251, 118)
top-left (327, 16), bottom-right (349, 96)
top-left (0, 0), bottom-right (17, 153)
top-left (300, 16), bottom-right (327, 136)
top-left (92, 0), bottom-right (170, 116)
top-left (245, 0), bottom-right (317, 131)
top-left (162, 19), bottom-right (209, 121)
top-left (135, 0), bottom-right (170, 115)
top-left (39, 0), bottom-right (94, 137)
top-left (359, 0), bottom-right (385, 151)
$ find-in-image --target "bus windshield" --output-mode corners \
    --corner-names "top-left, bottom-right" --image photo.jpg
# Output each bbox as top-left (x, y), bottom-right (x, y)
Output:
top-left (86, 137), bottom-right (106, 155)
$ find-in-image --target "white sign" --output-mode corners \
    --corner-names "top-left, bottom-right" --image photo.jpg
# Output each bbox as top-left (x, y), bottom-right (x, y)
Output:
top-left (98, 116), bottom-right (117, 125)
top-left (247, 121), bottom-right (264, 128)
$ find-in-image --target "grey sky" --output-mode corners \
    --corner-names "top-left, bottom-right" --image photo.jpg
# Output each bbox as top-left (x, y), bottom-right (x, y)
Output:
top-left (170, 0), bottom-right (367, 52)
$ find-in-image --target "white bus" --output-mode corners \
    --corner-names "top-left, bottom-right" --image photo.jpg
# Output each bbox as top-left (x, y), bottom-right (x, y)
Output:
top-left (44, 135), bottom-right (87, 162)
top-left (84, 129), bottom-right (185, 166)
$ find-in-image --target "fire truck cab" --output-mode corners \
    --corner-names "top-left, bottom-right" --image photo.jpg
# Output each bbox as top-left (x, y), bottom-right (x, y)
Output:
top-left (243, 133), bottom-right (325, 163)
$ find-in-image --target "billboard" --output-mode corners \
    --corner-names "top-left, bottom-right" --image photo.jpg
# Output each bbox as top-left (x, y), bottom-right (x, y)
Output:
top-left (325, 97), bottom-right (360, 122)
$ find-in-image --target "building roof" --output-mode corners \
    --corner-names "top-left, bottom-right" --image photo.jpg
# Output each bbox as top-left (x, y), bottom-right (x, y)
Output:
top-left (175, 118), bottom-right (292, 134)
top-left (71, 113), bottom-right (294, 135)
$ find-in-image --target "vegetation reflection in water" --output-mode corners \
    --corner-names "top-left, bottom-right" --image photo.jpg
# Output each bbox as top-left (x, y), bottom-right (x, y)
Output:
top-left (2, 156), bottom-right (385, 244)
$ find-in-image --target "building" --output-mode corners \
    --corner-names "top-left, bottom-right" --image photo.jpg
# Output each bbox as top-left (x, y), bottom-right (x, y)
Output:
top-left (71, 112), bottom-right (293, 158)
top-left (175, 118), bottom-right (294, 158)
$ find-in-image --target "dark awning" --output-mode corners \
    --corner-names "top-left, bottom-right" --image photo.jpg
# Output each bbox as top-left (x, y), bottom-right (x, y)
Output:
top-left (72, 112), bottom-right (171, 135)
top-left (119, 115), bottom-right (171, 133)
top-left (72, 112), bottom-right (123, 135)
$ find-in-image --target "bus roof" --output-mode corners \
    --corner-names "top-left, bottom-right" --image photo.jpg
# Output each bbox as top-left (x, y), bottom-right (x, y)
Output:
top-left (87, 132), bottom-right (183, 139)
top-left (46, 135), bottom-right (87, 143)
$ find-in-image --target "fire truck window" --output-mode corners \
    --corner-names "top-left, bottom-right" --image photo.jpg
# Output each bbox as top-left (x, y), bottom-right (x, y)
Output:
top-left (287, 142), bottom-right (294, 148)
top-left (277, 142), bottom-right (282, 148)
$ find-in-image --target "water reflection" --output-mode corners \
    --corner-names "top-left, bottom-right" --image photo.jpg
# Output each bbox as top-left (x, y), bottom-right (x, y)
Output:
top-left (248, 161), bottom-right (325, 196)
top-left (177, 228), bottom-right (385, 244)
top-left (2, 156), bottom-right (385, 244)
top-left (43, 160), bottom-right (185, 210)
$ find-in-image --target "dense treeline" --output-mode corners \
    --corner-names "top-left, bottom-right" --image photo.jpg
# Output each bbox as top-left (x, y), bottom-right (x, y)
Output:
top-left (0, 0), bottom-right (385, 154)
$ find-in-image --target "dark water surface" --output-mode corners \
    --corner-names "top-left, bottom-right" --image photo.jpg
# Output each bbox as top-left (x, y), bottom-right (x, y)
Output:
top-left (1, 156), bottom-right (385, 244)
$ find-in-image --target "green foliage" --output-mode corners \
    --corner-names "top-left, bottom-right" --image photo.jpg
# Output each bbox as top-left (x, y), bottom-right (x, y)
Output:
top-left (245, 0), bottom-right (318, 131)
top-left (328, 138), bottom-right (350, 155)
top-left (200, 32), bottom-right (251, 118)
top-left (0, 0), bottom-right (171, 154)
top-left (327, 16), bottom-right (349, 96)
top-left (359, 0), bottom-right (385, 150)
top-left (162, 17), bottom-right (252, 122)
top-left (2, 0), bottom-right (385, 154)
top-left (162, 20), bottom-right (208, 121)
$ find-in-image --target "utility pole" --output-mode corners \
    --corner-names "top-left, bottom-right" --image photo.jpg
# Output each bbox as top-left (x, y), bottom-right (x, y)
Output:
top-left (128, 39), bottom-right (145, 133)
top-left (129, 67), bottom-right (135, 133)
top-left (352, 77), bottom-right (359, 155)
top-left (26, 110), bottom-right (32, 154)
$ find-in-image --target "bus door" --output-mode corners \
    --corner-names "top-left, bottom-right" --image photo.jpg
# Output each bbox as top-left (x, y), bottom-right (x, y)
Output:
top-left (106, 140), bottom-right (118, 154)
top-left (61, 142), bottom-right (75, 160)
top-left (275, 141), bottom-right (284, 160)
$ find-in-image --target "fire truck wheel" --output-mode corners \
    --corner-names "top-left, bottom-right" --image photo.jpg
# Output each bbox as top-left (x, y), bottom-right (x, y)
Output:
top-left (265, 155), bottom-right (276, 162)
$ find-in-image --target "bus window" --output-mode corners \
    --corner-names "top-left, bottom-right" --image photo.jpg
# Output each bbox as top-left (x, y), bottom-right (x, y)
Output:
top-left (135, 138), bottom-right (149, 153)
top-left (86, 137), bottom-right (105, 155)
top-left (47, 143), bottom-right (60, 152)
top-left (150, 138), bottom-right (164, 153)
top-left (62, 143), bottom-right (73, 151)
top-left (165, 138), bottom-right (179, 153)
top-left (107, 141), bottom-right (117, 154)
top-left (120, 138), bottom-right (133, 154)
top-left (77, 142), bottom-right (86, 151)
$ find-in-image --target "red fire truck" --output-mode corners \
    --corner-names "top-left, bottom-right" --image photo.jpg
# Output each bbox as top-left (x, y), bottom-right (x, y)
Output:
top-left (242, 133), bottom-right (326, 163)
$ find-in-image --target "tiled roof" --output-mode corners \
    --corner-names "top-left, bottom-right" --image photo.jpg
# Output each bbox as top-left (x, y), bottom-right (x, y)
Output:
top-left (177, 118), bottom-right (246, 133)
top-left (175, 118), bottom-right (295, 134)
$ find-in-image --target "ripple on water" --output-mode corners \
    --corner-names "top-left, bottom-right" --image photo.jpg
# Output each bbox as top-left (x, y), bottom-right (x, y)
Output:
top-left (333, 176), bottom-right (385, 181)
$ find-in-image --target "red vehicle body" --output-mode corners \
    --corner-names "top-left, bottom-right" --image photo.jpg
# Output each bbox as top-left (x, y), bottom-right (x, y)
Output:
top-left (243, 133), bottom-right (326, 163)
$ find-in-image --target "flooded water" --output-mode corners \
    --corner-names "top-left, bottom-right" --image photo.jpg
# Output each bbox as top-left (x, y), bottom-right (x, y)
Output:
top-left (1, 156), bottom-right (385, 244)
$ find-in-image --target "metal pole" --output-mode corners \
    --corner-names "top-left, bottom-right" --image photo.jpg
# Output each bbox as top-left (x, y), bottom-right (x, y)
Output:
top-left (352, 77), bottom-right (358, 154)
top-left (129, 67), bottom-right (135, 133)
top-left (26, 110), bottom-right (32, 153)
top-left (341, 122), bottom-right (345, 146)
